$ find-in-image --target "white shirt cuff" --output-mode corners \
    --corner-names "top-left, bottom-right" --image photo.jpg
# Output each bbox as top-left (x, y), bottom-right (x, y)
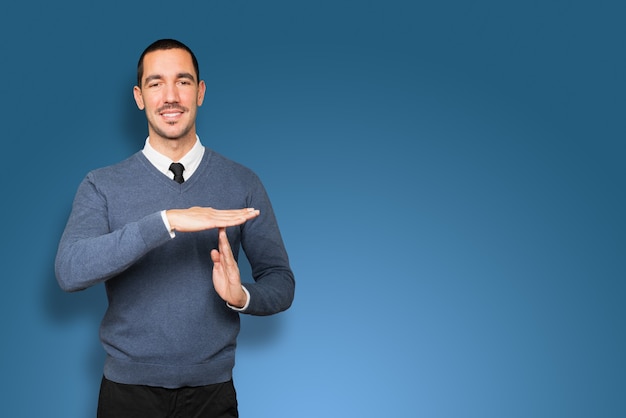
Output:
top-left (161, 210), bottom-right (175, 238)
top-left (227, 285), bottom-right (250, 311)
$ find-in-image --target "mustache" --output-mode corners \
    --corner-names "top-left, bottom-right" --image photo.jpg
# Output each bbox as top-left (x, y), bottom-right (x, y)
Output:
top-left (157, 104), bottom-right (188, 113)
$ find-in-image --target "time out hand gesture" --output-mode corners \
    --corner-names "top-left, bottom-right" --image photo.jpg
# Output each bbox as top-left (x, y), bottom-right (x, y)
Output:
top-left (211, 228), bottom-right (248, 308)
top-left (166, 207), bottom-right (259, 232)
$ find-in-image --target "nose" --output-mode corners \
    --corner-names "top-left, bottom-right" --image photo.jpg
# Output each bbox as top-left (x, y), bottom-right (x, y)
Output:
top-left (163, 82), bottom-right (180, 103)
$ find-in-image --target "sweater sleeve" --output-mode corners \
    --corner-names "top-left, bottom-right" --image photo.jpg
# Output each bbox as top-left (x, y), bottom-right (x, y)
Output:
top-left (55, 173), bottom-right (172, 292)
top-left (239, 176), bottom-right (295, 316)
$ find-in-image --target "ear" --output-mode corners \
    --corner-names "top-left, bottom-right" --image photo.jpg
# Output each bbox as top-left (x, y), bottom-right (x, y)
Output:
top-left (133, 86), bottom-right (145, 110)
top-left (197, 80), bottom-right (206, 107)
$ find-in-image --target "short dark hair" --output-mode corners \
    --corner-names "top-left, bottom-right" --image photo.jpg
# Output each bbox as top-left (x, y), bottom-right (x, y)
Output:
top-left (136, 39), bottom-right (200, 87)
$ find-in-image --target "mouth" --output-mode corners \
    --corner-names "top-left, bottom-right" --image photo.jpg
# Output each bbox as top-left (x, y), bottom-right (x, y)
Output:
top-left (158, 106), bottom-right (187, 121)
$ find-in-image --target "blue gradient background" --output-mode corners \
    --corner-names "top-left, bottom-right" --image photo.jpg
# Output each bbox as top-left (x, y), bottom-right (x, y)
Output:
top-left (1, 1), bottom-right (624, 417)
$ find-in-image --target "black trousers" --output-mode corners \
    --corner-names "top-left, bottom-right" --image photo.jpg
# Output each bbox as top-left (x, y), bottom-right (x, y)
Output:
top-left (97, 376), bottom-right (239, 418)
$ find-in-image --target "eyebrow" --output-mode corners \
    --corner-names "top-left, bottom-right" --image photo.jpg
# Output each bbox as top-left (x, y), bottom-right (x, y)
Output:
top-left (143, 72), bottom-right (197, 86)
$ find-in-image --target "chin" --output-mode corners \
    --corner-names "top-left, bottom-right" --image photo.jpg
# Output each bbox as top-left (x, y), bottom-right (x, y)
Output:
top-left (154, 127), bottom-right (191, 141)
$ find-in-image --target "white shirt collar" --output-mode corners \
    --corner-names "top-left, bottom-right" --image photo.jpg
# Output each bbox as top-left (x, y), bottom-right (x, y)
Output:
top-left (142, 135), bottom-right (205, 181)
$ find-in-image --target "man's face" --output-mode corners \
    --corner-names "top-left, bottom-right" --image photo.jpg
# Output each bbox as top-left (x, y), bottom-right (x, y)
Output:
top-left (133, 48), bottom-right (206, 143)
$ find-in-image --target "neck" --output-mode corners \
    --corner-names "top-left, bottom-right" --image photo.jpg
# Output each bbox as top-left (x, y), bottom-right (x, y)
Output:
top-left (148, 133), bottom-right (196, 162)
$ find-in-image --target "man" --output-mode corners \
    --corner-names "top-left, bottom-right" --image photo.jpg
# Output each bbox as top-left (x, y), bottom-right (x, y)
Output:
top-left (55, 39), bottom-right (295, 417)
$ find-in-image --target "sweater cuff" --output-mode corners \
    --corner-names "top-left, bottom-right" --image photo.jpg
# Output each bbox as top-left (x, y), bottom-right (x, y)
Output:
top-left (138, 211), bottom-right (175, 249)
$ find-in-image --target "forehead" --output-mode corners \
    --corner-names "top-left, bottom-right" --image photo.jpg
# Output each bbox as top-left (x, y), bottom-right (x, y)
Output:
top-left (141, 48), bottom-right (196, 80)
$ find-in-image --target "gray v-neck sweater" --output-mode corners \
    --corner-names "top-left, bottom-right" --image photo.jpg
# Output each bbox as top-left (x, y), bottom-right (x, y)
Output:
top-left (56, 149), bottom-right (294, 388)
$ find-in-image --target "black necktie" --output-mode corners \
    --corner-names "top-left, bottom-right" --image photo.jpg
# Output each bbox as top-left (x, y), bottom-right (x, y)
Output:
top-left (169, 162), bottom-right (185, 184)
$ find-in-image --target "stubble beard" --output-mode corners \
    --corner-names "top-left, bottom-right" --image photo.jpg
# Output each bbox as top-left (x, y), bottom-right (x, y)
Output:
top-left (151, 120), bottom-right (194, 141)
top-left (148, 108), bottom-right (197, 142)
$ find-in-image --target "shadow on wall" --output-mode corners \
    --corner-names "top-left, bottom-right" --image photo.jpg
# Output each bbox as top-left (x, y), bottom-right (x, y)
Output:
top-left (121, 82), bottom-right (149, 154)
top-left (44, 206), bottom-right (107, 373)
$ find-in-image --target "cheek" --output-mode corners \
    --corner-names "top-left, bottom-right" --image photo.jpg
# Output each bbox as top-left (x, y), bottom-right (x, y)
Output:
top-left (181, 92), bottom-right (199, 106)
top-left (143, 97), bottom-right (161, 111)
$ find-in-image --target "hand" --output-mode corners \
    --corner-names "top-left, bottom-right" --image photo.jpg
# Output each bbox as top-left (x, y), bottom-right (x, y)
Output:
top-left (211, 228), bottom-right (248, 308)
top-left (166, 207), bottom-right (259, 232)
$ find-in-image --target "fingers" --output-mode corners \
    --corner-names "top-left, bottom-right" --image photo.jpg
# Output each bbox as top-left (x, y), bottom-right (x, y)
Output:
top-left (212, 229), bottom-right (236, 271)
top-left (167, 207), bottom-right (260, 232)
top-left (195, 207), bottom-right (258, 227)
top-left (211, 229), bottom-right (246, 307)
top-left (218, 227), bottom-right (231, 256)
top-left (212, 208), bottom-right (259, 222)
top-left (217, 228), bottom-right (238, 270)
